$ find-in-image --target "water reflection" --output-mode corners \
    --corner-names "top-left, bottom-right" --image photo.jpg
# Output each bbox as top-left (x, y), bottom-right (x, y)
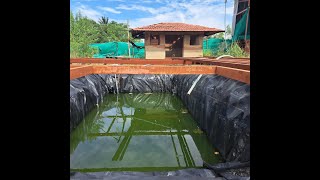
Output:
top-left (70, 93), bottom-right (221, 172)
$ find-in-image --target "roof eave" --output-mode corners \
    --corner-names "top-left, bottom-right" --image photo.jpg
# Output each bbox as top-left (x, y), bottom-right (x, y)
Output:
top-left (131, 29), bottom-right (225, 38)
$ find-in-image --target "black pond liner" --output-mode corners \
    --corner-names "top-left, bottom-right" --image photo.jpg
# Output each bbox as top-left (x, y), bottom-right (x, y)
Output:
top-left (70, 74), bottom-right (250, 180)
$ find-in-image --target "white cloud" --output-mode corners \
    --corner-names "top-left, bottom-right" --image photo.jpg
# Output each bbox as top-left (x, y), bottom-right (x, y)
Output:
top-left (74, 4), bottom-right (103, 22)
top-left (137, 0), bottom-right (153, 3)
top-left (128, 0), bottom-right (234, 29)
top-left (97, 6), bottom-right (121, 14)
top-left (107, 0), bottom-right (125, 2)
top-left (116, 4), bottom-right (170, 15)
top-left (71, 0), bottom-right (100, 1)
top-left (72, 0), bottom-right (235, 30)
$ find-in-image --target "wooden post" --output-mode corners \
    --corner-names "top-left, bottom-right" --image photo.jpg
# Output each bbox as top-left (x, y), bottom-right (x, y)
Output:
top-left (244, 0), bottom-right (250, 41)
top-left (206, 37), bottom-right (208, 49)
top-left (132, 47), bottom-right (135, 58)
top-left (127, 19), bottom-right (131, 58)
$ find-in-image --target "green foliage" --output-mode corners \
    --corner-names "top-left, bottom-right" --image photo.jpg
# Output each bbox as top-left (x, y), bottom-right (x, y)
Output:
top-left (70, 12), bottom-right (102, 57)
top-left (213, 42), bottom-right (249, 58)
top-left (226, 42), bottom-right (249, 57)
top-left (70, 11), bottom-right (134, 57)
top-left (203, 49), bottom-right (214, 57)
top-left (102, 21), bottom-right (129, 42)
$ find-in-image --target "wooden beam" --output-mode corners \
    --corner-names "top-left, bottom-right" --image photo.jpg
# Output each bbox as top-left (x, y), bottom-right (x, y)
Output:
top-left (178, 59), bottom-right (250, 70)
top-left (92, 65), bottom-right (216, 75)
top-left (215, 66), bottom-right (250, 84)
top-left (70, 58), bottom-right (184, 65)
top-left (174, 57), bottom-right (249, 67)
top-left (70, 62), bottom-right (250, 84)
top-left (210, 62), bottom-right (249, 70)
top-left (70, 65), bottom-right (93, 80)
top-left (88, 131), bottom-right (189, 137)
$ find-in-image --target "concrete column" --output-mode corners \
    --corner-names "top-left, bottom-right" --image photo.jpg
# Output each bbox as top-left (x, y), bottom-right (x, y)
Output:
top-left (183, 35), bottom-right (190, 48)
top-left (145, 32), bottom-right (150, 46)
top-left (199, 36), bottom-right (203, 48)
top-left (160, 34), bottom-right (165, 45)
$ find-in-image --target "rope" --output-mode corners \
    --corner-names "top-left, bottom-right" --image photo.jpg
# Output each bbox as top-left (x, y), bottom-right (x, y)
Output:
top-left (129, 40), bottom-right (144, 49)
top-left (216, 55), bottom-right (234, 60)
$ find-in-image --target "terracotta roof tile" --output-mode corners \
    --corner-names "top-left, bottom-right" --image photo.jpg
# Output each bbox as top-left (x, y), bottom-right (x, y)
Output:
top-left (131, 22), bottom-right (223, 32)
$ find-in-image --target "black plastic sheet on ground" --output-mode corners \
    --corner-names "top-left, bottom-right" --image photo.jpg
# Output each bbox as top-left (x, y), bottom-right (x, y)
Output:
top-left (173, 75), bottom-right (250, 162)
top-left (70, 74), bottom-right (110, 132)
top-left (121, 74), bottom-right (173, 93)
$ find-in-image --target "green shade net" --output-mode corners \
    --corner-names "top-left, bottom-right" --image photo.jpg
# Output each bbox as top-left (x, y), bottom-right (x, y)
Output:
top-left (203, 38), bottom-right (232, 54)
top-left (203, 8), bottom-right (250, 55)
top-left (232, 9), bottom-right (250, 41)
top-left (90, 42), bottom-right (145, 58)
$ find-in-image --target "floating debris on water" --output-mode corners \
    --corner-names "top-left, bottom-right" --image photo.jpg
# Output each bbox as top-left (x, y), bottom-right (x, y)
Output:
top-left (144, 93), bottom-right (153, 95)
top-left (193, 128), bottom-right (203, 134)
top-left (214, 151), bottom-right (219, 155)
top-left (181, 108), bottom-right (188, 113)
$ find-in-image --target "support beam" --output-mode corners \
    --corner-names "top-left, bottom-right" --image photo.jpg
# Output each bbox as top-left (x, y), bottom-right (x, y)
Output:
top-left (70, 58), bottom-right (184, 65)
top-left (172, 57), bottom-right (250, 70)
top-left (215, 66), bottom-right (250, 84)
top-left (92, 65), bottom-right (216, 75)
top-left (70, 65), bottom-right (93, 80)
top-left (70, 58), bottom-right (250, 84)
top-left (88, 131), bottom-right (190, 137)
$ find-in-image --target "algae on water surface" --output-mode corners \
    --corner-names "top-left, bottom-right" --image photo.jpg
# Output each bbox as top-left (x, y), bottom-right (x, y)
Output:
top-left (70, 93), bottom-right (222, 172)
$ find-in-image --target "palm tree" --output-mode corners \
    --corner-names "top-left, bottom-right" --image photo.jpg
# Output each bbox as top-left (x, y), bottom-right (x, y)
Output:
top-left (99, 16), bottom-right (109, 25)
top-left (98, 16), bottom-right (109, 42)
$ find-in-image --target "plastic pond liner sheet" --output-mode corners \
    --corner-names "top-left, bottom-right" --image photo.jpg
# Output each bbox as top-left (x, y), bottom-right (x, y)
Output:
top-left (70, 74), bottom-right (250, 180)
top-left (173, 75), bottom-right (250, 163)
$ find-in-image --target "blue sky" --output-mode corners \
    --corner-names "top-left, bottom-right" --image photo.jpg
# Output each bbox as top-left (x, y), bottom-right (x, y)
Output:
top-left (70, 0), bottom-right (235, 29)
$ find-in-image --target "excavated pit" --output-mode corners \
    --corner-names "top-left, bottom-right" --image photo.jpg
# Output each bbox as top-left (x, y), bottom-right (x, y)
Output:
top-left (70, 74), bottom-right (250, 180)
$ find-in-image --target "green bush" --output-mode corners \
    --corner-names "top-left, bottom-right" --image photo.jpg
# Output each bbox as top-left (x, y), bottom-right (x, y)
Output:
top-left (203, 49), bottom-right (214, 57)
top-left (225, 42), bottom-right (249, 58)
top-left (70, 44), bottom-right (99, 58)
top-left (212, 42), bottom-right (249, 58)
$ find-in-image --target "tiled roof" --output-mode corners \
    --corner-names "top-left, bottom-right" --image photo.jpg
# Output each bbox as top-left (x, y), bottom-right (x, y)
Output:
top-left (131, 22), bottom-right (224, 32)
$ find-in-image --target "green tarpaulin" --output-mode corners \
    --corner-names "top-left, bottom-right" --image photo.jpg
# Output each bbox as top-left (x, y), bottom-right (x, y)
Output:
top-left (90, 42), bottom-right (145, 58)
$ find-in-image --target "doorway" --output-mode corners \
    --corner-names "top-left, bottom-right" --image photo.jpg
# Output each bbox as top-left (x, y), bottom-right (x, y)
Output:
top-left (165, 35), bottom-right (183, 57)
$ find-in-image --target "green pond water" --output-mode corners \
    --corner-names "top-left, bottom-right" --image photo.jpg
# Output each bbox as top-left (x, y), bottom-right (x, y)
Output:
top-left (70, 93), bottom-right (222, 172)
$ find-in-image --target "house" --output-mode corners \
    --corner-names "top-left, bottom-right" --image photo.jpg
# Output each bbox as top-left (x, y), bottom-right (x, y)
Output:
top-left (130, 22), bottom-right (223, 59)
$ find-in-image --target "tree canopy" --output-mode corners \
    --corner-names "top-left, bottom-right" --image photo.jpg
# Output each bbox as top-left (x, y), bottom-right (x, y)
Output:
top-left (70, 11), bottom-right (136, 57)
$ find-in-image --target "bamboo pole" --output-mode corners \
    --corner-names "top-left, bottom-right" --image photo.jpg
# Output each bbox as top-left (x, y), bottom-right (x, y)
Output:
top-left (127, 19), bottom-right (131, 58)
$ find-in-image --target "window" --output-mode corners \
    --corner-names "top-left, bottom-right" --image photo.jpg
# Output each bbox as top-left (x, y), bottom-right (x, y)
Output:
top-left (150, 35), bottom-right (160, 45)
top-left (190, 35), bottom-right (200, 45)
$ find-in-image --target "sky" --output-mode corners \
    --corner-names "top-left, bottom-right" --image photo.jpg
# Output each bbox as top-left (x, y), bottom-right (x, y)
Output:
top-left (70, 0), bottom-right (235, 30)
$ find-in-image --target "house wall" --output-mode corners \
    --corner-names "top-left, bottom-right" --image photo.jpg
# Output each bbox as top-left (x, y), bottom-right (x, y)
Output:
top-left (145, 32), bottom-right (165, 59)
top-left (144, 32), bottom-right (204, 59)
top-left (183, 34), bottom-right (203, 57)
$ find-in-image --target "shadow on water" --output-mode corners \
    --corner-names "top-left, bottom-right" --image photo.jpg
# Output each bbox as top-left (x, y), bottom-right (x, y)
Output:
top-left (70, 93), bottom-right (222, 172)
